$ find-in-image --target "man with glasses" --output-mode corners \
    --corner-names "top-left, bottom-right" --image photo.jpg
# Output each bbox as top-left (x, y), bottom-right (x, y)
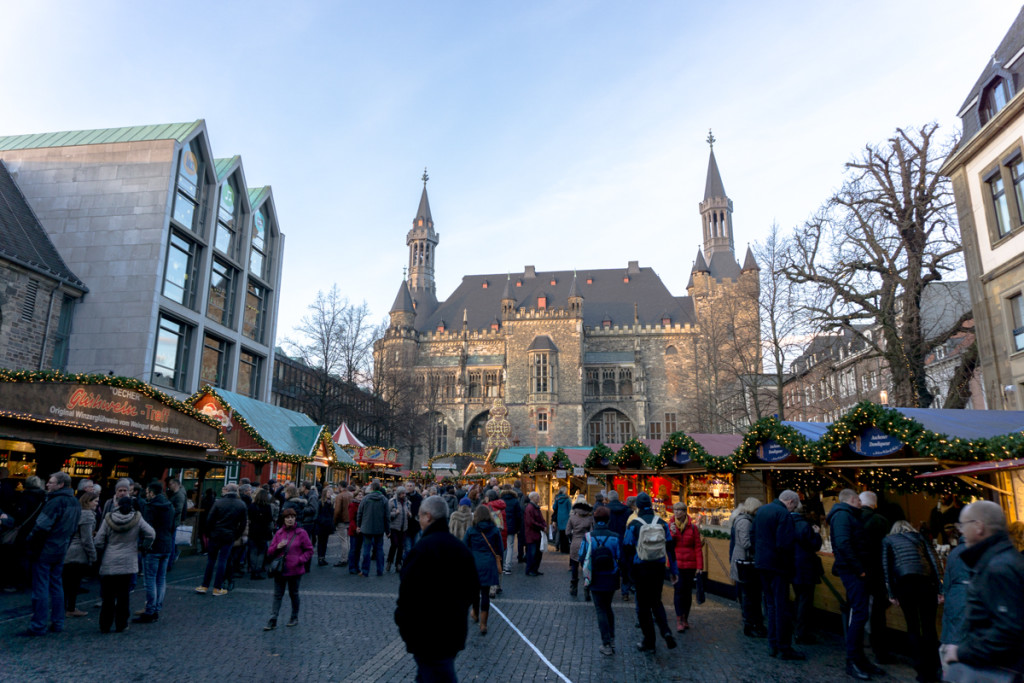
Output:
top-left (941, 501), bottom-right (1024, 678)
top-left (24, 472), bottom-right (79, 636)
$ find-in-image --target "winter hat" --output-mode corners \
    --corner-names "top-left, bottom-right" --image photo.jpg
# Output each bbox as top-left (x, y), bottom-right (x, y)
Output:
top-left (636, 492), bottom-right (652, 510)
top-left (574, 495), bottom-right (586, 505)
top-left (117, 496), bottom-right (134, 514)
top-left (459, 497), bottom-right (472, 508)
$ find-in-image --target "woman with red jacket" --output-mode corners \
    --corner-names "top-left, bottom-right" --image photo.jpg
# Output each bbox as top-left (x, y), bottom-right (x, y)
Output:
top-left (345, 490), bottom-right (363, 575)
top-left (669, 502), bottom-right (704, 632)
top-left (264, 507), bottom-right (313, 630)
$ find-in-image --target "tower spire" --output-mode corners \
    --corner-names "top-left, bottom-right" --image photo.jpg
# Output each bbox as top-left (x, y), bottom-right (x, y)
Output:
top-left (407, 171), bottom-right (439, 294)
top-left (699, 132), bottom-right (734, 260)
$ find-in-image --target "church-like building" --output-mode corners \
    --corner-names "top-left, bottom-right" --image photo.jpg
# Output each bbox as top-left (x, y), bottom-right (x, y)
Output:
top-left (374, 145), bottom-right (762, 469)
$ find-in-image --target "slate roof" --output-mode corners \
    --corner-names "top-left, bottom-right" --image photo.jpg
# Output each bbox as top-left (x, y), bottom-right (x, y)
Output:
top-left (415, 186), bottom-right (433, 226)
top-left (412, 265), bottom-right (697, 332)
top-left (0, 121), bottom-right (203, 151)
top-left (957, 6), bottom-right (1024, 140)
top-left (390, 280), bottom-right (415, 314)
top-left (703, 148), bottom-right (727, 200)
top-left (707, 250), bottom-right (742, 280)
top-left (742, 246), bottom-right (759, 272)
top-left (0, 161), bottom-right (86, 291)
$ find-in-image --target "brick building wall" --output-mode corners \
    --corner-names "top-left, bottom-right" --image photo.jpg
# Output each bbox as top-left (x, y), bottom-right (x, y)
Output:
top-left (0, 261), bottom-right (71, 371)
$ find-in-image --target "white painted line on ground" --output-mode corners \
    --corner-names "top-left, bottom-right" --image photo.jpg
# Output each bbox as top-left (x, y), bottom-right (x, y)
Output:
top-left (490, 604), bottom-right (573, 683)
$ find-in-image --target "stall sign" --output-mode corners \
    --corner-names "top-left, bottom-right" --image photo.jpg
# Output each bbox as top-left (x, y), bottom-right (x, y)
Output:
top-left (587, 476), bottom-right (598, 485)
top-left (850, 426), bottom-right (903, 458)
top-left (555, 469), bottom-right (567, 479)
top-left (0, 382), bottom-right (218, 447)
top-left (573, 467), bottom-right (584, 477)
top-left (672, 450), bottom-right (691, 465)
top-left (756, 441), bottom-right (791, 462)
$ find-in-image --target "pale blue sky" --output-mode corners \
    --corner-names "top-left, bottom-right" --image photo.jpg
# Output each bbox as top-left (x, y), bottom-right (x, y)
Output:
top-left (3, 1), bottom-right (1020, 342)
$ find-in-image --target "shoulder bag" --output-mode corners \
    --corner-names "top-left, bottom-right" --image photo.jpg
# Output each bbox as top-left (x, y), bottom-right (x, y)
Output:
top-left (480, 529), bottom-right (503, 598)
top-left (267, 531), bottom-right (297, 578)
top-left (1, 501), bottom-right (44, 545)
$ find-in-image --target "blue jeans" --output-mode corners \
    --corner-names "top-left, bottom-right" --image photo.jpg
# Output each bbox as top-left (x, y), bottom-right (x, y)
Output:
top-left (761, 569), bottom-right (792, 650)
top-left (348, 534), bottom-right (363, 573)
top-left (361, 534), bottom-right (384, 575)
top-left (30, 559), bottom-right (64, 634)
top-left (413, 655), bottom-right (457, 683)
top-left (592, 589), bottom-right (615, 645)
top-left (143, 553), bottom-right (169, 614)
top-left (526, 541), bottom-right (541, 574)
top-left (202, 538), bottom-right (233, 589)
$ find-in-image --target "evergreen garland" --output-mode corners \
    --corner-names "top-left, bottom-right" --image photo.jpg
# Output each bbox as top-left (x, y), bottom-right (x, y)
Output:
top-left (584, 443), bottom-right (613, 469)
top-left (612, 438), bottom-right (651, 468)
top-left (655, 431), bottom-right (714, 470)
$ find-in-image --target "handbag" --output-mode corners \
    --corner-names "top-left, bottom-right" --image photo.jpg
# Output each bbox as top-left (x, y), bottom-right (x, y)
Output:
top-left (736, 559), bottom-right (757, 584)
top-left (695, 571), bottom-right (706, 605)
top-left (267, 530), bottom-right (297, 578)
top-left (1, 502), bottom-right (44, 545)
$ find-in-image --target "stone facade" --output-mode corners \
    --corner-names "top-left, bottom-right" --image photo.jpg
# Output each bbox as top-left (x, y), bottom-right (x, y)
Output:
top-left (376, 149), bottom-right (762, 470)
top-left (0, 261), bottom-right (76, 371)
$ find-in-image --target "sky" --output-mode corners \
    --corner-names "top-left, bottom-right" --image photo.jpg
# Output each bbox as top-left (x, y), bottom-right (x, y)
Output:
top-left (3, 1), bottom-right (1021, 345)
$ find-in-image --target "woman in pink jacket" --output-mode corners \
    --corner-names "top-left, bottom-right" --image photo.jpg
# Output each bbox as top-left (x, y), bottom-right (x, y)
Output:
top-left (264, 507), bottom-right (313, 630)
top-left (669, 502), bottom-right (704, 633)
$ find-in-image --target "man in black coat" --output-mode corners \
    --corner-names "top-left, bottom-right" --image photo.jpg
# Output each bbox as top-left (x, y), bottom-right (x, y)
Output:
top-left (166, 478), bottom-right (187, 571)
top-left (195, 483), bottom-right (247, 596)
top-left (942, 500), bottom-right (1024, 677)
top-left (827, 488), bottom-right (883, 680)
top-left (605, 490), bottom-right (629, 538)
top-left (395, 495), bottom-right (478, 682)
top-left (858, 491), bottom-right (892, 663)
top-left (499, 485), bottom-right (522, 575)
top-left (136, 481), bottom-right (175, 623)
top-left (754, 489), bottom-right (801, 661)
top-left (25, 471), bottom-right (79, 636)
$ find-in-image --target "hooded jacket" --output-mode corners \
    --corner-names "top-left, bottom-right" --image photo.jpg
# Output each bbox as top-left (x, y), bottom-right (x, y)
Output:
top-left (566, 502), bottom-right (595, 561)
top-left (268, 524), bottom-right (313, 577)
top-left (143, 493), bottom-right (175, 555)
top-left (357, 490), bottom-right (389, 536)
top-left (670, 515), bottom-right (704, 570)
top-left (389, 496), bottom-right (411, 532)
top-left (26, 487), bottom-right (79, 563)
top-left (552, 492), bottom-right (572, 529)
top-left (485, 498), bottom-right (508, 546)
top-left (464, 519), bottom-right (503, 587)
top-left (499, 490), bottom-right (523, 535)
top-left (729, 510), bottom-right (755, 582)
top-left (827, 501), bottom-right (867, 576)
top-left (63, 505), bottom-right (97, 566)
top-left (95, 510), bottom-right (155, 575)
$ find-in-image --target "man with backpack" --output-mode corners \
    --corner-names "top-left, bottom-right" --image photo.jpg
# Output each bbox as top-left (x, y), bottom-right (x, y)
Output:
top-left (580, 505), bottom-right (623, 655)
top-left (622, 492), bottom-right (677, 653)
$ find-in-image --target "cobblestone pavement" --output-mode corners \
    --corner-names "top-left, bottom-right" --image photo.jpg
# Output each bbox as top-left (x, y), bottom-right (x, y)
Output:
top-left (1, 538), bottom-right (923, 682)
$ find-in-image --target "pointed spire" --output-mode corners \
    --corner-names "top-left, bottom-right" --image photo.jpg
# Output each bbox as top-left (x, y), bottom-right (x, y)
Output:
top-left (415, 185), bottom-right (433, 228)
top-left (568, 271), bottom-right (579, 299)
top-left (501, 273), bottom-right (513, 301)
top-left (704, 147), bottom-right (726, 201)
top-left (390, 279), bottom-right (415, 314)
top-left (742, 246), bottom-right (760, 272)
top-left (692, 248), bottom-right (709, 273)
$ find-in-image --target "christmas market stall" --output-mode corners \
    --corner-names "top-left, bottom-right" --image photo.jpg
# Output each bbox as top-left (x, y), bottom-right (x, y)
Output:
top-left (492, 446), bottom-right (590, 522)
top-left (188, 387), bottom-right (350, 491)
top-left (333, 423), bottom-right (399, 483)
top-left (0, 370), bottom-right (219, 489)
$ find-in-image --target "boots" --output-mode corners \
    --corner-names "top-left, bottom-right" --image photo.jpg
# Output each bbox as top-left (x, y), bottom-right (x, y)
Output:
top-left (570, 579), bottom-right (578, 598)
top-left (479, 610), bottom-right (488, 636)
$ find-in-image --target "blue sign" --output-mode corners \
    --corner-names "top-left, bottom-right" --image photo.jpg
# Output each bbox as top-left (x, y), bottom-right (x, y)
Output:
top-left (850, 426), bottom-right (903, 458)
top-left (757, 441), bottom-right (791, 462)
top-left (673, 450), bottom-right (690, 465)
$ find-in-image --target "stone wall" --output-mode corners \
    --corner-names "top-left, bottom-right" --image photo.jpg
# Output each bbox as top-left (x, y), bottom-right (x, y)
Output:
top-left (0, 261), bottom-right (69, 371)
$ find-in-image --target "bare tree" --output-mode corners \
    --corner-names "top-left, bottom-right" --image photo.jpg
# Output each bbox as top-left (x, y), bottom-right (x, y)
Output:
top-left (337, 301), bottom-right (378, 386)
top-left (782, 124), bottom-right (970, 408)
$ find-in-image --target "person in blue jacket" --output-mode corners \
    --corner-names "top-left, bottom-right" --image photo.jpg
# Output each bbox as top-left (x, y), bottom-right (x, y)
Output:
top-left (790, 504), bottom-right (823, 645)
top-left (754, 489), bottom-right (801, 661)
top-left (579, 505), bottom-right (622, 656)
top-left (463, 505), bottom-right (503, 636)
top-left (552, 487), bottom-right (572, 553)
top-left (622, 492), bottom-right (677, 653)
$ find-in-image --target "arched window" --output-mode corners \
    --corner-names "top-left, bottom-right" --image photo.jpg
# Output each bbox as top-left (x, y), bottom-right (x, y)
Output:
top-left (587, 408), bottom-right (634, 446)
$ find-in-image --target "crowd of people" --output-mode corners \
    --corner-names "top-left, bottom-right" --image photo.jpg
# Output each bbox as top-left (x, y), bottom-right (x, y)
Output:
top-left (4, 465), bottom-right (1024, 683)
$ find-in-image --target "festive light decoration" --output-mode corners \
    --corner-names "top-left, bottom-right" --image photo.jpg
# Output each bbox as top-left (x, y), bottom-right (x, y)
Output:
top-left (612, 438), bottom-right (652, 468)
top-left (584, 443), bottom-right (614, 469)
top-left (770, 465), bottom-right (982, 497)
top-left (551, 447), bottom-right (573, 470)
top-left (652, 432), bottom-right (712, 471)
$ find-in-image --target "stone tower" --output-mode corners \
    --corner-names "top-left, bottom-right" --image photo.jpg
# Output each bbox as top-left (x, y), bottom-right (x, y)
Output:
top-left (407, 168), bottom-right (438, 295)
top-left (699, 131), bottom-right (734, 259)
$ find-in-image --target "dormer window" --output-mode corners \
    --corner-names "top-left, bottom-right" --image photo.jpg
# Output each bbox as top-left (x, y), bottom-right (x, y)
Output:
top-left (981, 77), bottom-right (1011, 125)
top-left (482, 281), bottom-right (488, 289)
top-left (550, 279), bottom-right (557, 286)
top-left (602, 317), bottom-right (612, 328)
top-left (537, 296), bottom-right (547, 309)
top-left (436, 321), bottom-right (446, 332)
top-left (586, 278), bottom-right (593, 285)
top-left (662, 317), bottom-right (671, 326)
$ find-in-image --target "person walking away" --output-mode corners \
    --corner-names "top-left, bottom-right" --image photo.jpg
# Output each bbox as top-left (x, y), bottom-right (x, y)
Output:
top-left (357, 479), bottom-right (389, 577)
top-left (754, 490), bottom-right (803, 661)
top-left (197, 488), bottom-right (216, 554)
top-left (396, 496), bottom-right (478, 682)
top-left (387, 488), bottom-right (411, 572)
top-left (940, 500), bottom-right (1024, 680)
top-left (939, 534), bottom-right (969, 662)
top-left (195, 483), bottom-right (247, 596)
top-left (791, 503), bottom-right (823, 644)
top-left (263, 508), bottom-right (313, 630)
top-left (581, 505), bottom-right (622, 656)
top-left (449, 498), bottom-right (474, 544)
top-left (333, 485), bottom-right (353, 567)
top-left (24, 471), bottom-right (79, 636)
top-left (62, 491), bottom-right (98, 618)
top-left (464, 505), bottom-right (502, 635)
top-left (620, 495), bottom-right (638, 601)
top-left (859, 491), bottom-right (892, 663)
top-left (669, 502), bottom-right (703, 633)
top-left (730, 497), bottom-right (765, 637)
top-left (828, 488), bottom-right (883, 680)
top-left (566, 495), bottom-right (594, 599)
top-left (248, 489), bottom-right (274, 579)
top-left (881, 520), bottom-right (943, 683)
top-left (523, 492), bottom-right (547, 577)
top-left (403, 481), bottom-right (423, 557)
top-left (315, 486), bottom-right (336, 567)
top-left (622, 491), bottom-right (677, 653)
top-left (346, 490), bottom-right (364, 574)
top-left (499, 485), bottom-right (522, 575)
top-left (552, 487), bottom-right (571, 553)
top-left (166, 478), bottom-right (186, 571)
top-left (135, 482), bottom-right (174, 623)
top-left (606, 491), bottom-right (629, 538)
top-left (94, 496), bottom-right (155, 633)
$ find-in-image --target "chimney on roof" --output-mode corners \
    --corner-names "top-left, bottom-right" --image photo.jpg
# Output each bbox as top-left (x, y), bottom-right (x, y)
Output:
top-left (524, 266), bottom-right (536, 278)
top-left (627, 261), bottom-right (640, 275)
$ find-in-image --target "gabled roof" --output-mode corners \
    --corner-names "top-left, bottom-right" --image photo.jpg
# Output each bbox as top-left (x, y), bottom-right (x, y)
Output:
top-left (414, 265), bottom-right (696, 332)
top-left (203, 388), bottom-right (331, 460)
top-left (0, 161), bottom-right (86, 291)
top-left (0, 121), bottom-right (203, 151)
top-left (707, 251), bottom-right (742, 281)
top-left (703, 148), bottom-right (727, 200)
top-left (248, 186), bottom-right (271, 208)
top-left (214, 156), bottom-right (240, 180)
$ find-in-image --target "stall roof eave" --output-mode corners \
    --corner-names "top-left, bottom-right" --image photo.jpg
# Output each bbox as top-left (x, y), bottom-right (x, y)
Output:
top-left (915, 457), bottom-right (1024, 478)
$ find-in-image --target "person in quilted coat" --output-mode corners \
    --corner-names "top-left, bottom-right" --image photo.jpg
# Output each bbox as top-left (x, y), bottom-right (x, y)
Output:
top-left (94, 496), bottom-right (155, 633)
